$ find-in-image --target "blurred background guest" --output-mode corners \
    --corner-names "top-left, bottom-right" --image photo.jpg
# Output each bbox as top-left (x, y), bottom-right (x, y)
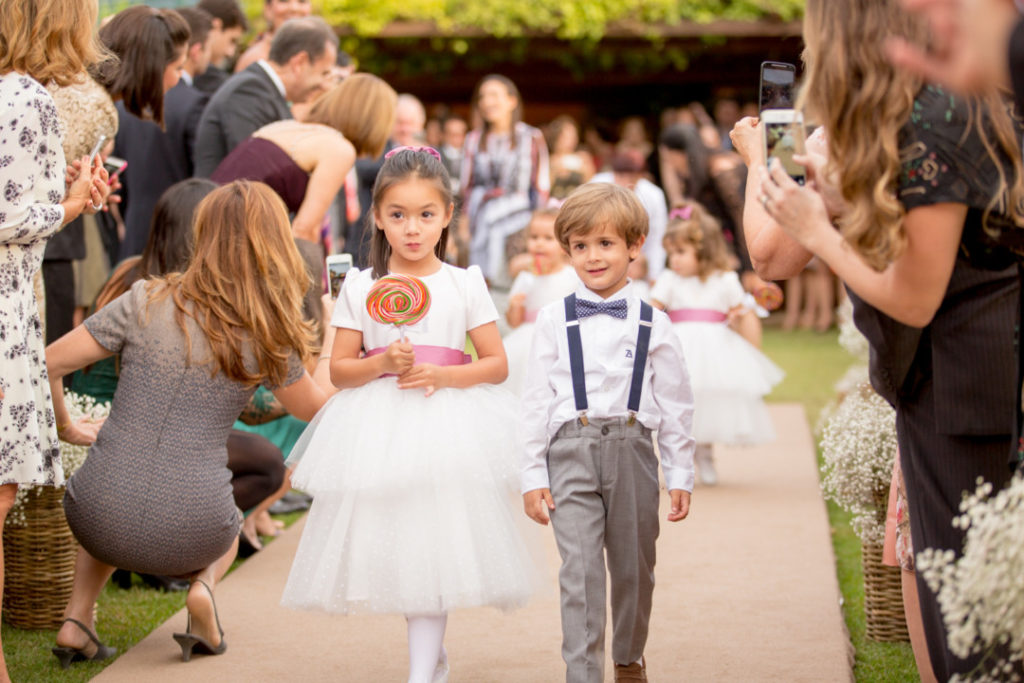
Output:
top-left (193, 16), bottom-right (338, 177)
top-left (109, 6), bottom-right (207, 260)
top-left (546, 114), bottom-right (595, 200)
top-left (460, 74), bottom-right (549, 282)
top-left (193, 0), bottom-right (248, 95)
top-left (234, 0), bottom-right (312, 73)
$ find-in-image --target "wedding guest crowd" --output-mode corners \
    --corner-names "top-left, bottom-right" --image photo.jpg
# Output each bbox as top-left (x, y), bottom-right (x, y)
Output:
top-left (6, 0), bottom-right (1024, 679)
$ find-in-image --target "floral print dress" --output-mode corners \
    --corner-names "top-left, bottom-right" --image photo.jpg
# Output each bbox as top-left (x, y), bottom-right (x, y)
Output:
top-left (0, 72), bottom-right (67, 487)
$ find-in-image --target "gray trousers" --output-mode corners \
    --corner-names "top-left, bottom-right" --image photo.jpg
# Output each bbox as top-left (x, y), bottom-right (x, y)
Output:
top-left (548, 417), bottom-right (660, 683)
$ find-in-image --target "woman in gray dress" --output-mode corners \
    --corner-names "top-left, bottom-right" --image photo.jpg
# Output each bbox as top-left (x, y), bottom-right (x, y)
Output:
top-left (46, 180), bottom-right (334, 665)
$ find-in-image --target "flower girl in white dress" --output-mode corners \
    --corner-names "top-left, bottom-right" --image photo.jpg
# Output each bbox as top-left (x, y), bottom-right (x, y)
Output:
top-left (651, 202), bottom-right (783, 485)
top-left (281, 148), bottom-right (537, 683)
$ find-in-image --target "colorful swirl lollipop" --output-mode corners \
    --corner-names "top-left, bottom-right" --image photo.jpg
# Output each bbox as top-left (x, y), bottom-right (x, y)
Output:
top-left (366, 274), bottom-right (431, 339)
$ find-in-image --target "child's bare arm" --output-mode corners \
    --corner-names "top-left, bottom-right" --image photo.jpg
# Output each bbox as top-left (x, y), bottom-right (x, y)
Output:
top-left (523, 488), bottom-right (555, 525)
top-left (506, 293), bottom-right (527, 327)
top-left (668, 489), bottom-right (691, 522)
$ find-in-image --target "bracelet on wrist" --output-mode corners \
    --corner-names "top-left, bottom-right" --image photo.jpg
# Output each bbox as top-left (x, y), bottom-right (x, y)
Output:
top-left (56, 421), bottom-right (71, 435)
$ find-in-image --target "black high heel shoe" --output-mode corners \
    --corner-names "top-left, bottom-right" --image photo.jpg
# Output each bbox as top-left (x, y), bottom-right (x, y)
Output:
top-left (51, 618), bottom-right (117, 669)
top-left (172, 580), bottom-right (226, 662)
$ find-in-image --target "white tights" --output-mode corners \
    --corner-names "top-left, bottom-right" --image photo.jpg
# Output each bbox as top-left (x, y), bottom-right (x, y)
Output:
top-left (406, 613), bottom-right (448, 683)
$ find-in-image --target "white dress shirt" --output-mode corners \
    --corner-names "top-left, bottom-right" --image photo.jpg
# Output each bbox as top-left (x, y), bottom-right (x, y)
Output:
top-left (521, 281), bottom-right (696, 494)
top-left (256, 59), bottom-right (287, 100)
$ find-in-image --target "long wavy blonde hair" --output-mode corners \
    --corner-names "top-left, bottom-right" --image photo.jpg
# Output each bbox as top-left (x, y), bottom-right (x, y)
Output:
top-left (0, 0), bottom-right (108, 86)
top-left (800, 0), bottom-right (1024, 270)
top-left (150, 181), bottom-right (317, 388)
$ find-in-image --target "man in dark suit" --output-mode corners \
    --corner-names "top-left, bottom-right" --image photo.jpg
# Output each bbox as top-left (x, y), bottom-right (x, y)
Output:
top-left (114, 7), bottom-right (214, 259)
top-left (193, 0), bottom-right (248, 95)
top-left (192, 16), bottom-right (338, 178)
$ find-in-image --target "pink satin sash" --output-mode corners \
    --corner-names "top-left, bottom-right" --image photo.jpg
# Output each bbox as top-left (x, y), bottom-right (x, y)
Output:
top-left (667, 309), bottom-right (728, 323)
top-left (365, 345), bottom-right (471, 377)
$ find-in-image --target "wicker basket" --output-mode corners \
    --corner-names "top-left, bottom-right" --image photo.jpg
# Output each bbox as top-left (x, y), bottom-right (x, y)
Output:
top-left (3, 486), bottom-right (77, 630)
top-left (861, 538), bottom-right (910, 642)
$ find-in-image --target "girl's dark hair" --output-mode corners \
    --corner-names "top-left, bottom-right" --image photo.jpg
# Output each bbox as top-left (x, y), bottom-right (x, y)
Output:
top-left (91, 5), bottom-right (190, 127)
top-left (368, 149), bottom-right (455, 279)
top-left (473, 74), bottom-right (522, 141)
top-left (95, 179), bottom-right (217, 311)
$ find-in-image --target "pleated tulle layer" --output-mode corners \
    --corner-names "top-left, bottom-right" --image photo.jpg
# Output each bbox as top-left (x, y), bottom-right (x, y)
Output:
top-left (672, 322), bottom-right (784, 445)
top-left (282, 379), bottom-right (540, 615)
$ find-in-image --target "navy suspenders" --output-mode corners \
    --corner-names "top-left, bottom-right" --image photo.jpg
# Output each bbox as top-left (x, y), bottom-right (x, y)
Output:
top-left (564, 293), bottom-right (654, 426)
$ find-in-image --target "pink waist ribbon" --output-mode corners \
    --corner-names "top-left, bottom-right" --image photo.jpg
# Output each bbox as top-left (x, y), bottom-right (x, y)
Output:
top-left (667, 309), bottom-right (728, 323)
top-left (365, 344), bottom-right (471, 377)
top-left (523, 310), bottom-right (539, 323)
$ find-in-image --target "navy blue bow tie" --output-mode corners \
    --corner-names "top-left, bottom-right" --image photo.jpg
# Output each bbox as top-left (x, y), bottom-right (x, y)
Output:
top-left (576, 298), bottom-right (628, 320)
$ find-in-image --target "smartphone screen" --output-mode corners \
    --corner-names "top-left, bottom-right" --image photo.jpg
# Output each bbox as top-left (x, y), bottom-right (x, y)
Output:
top-left (764, 115), bottom-right (807, 186)
top-left (103, 155), bottom-right (127, 178)
top-left (759, 62), bottom-right (796, 112)
top-left (326, 256), bottom-right (353, 299)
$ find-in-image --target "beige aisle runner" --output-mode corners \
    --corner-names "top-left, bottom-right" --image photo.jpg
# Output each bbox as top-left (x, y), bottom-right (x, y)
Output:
top-left (94, 403), bottom-right (852, 682)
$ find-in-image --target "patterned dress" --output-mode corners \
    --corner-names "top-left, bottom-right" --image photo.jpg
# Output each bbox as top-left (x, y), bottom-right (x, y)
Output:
top-left (460, 122), bottom-right (550, 283)
top-left (0, 72), bottom-right (67, 487)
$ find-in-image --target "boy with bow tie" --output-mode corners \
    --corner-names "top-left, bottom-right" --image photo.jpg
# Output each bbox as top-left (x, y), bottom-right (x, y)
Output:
top-left (521, 182), bottom-right (696, 683)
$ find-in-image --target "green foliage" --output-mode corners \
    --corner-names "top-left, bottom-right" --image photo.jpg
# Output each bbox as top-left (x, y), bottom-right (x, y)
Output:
top-left (318, 0), bottom-right (804, 39)
top-left (234, 0), bottom-right (802, 79)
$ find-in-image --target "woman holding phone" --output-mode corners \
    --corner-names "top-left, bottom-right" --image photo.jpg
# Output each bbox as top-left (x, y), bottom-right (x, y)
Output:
top-left (0, 0), bottom-right (111, 677)
top-left (731, 0), bottom-right (1024, 678)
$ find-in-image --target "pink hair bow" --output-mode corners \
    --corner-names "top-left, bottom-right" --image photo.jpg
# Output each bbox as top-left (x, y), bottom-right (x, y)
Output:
top-left (669, 206), bottom-right (693, 221)
top-left (384, 145), bottom-right (442, 162)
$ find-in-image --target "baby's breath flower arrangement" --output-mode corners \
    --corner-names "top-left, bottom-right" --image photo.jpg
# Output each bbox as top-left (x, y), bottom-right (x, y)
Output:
top-left (917, 473), bottom-right (1024, 682)
top-left (816, 297), bottom-right (871, 437)
top-left (7, 390), bottom-right (107, 526)
top-left (820, 383), bottom-right (898, 545)
top-left (837, 297), bottom-right (869, 362)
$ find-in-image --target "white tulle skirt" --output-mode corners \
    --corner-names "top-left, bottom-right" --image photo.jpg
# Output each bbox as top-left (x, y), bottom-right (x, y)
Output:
top-left (501, 322), bottom-right (535, 396)
top-left (281, 378), bottom-right (540, 615)
top-left (673, 322), bottom-right (784, 446)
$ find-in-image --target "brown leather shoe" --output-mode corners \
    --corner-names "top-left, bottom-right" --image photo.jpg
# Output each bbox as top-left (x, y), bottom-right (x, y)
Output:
top-left (614, 657), bottom-right (647, 681)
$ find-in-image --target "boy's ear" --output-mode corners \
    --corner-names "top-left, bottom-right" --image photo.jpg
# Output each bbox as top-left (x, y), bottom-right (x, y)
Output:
top-left (627, 235), bottom-right (645, 260)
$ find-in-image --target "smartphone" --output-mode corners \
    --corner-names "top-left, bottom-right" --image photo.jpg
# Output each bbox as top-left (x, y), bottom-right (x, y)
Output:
top-left (762, 109), bottom-right (807, 186)
top-left (326, 253), bottom-right (353, 299)
top-left (88, 135), bottom-right (107, 166)
top-left (103, 155), bottom-right (127, 180)
top-left (759, 61), bottom-right (796, 112)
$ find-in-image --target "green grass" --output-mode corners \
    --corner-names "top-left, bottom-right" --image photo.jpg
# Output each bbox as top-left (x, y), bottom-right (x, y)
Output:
top-left (1, 509), bottom-right (305, 682)
top-left (761, 325), bottom-right (920, 683)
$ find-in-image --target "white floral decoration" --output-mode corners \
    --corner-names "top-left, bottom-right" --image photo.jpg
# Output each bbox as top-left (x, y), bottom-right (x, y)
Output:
top-left (917, 473), bottom-right (1024, 682)
top-left (837, 297), bottom-right (870, 362)
top-left (820, 382), bottom-right (898, 545)
top-left (7, 390), bottom-right (108, 527)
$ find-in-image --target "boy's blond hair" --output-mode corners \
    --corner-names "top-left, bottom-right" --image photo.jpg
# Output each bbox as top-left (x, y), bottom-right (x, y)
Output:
top-left (555, 183), bottom-right (648, 252)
